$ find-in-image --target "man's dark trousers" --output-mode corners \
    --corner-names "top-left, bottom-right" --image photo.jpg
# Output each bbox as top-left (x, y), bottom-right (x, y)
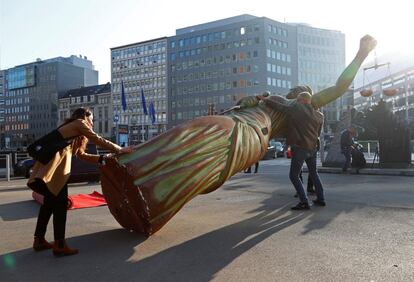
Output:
top-left (289, 146), bottom-right (324, 203)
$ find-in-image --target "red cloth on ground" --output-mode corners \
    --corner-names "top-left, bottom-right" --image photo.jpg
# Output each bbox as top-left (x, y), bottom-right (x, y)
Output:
top-left (68, 191), bottom-right (107, 209)
top-left (32, 191), bottom-right (107, 210)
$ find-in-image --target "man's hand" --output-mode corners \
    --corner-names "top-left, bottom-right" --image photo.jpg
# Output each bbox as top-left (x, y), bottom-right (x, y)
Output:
top-left (256, 91), bottom-right (271, 102)
top-left (359, 35), bottom-right (377, 56)
top-left (236, 92), bottom-right (270, 108)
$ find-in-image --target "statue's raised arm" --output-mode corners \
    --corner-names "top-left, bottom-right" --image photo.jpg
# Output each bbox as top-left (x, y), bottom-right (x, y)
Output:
top-left (311, 35), bottom-right (377, 108)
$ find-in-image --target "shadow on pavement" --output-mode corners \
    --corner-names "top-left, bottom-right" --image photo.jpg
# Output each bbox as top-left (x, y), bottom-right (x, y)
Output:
top-left (0, 229), bottom-right (145, 281)
top-left (127, 193), bottom-right (312, 282)
top-left (1, 193), bottom-right (312, 281)
top-left (0, 187), bottom-right (30, 193)
top-left (0, 200), bottom-right (39, 221)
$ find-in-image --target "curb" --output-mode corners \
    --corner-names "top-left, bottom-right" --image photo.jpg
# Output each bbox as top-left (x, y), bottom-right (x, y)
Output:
top-left (310, 167), bottom-right (414, 177)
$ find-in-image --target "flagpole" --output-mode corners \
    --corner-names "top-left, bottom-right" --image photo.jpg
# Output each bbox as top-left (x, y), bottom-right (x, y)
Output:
top-left (140, 87), bottom-right (148, 143)
top-left (120, 80), bottom-right (127, 146)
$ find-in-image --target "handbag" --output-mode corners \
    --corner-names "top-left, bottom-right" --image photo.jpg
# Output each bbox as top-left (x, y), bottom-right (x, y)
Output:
top-left (28, 127), bottom-right (78, 165)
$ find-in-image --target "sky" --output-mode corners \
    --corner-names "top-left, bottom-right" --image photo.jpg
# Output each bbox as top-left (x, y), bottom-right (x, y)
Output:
top-left (1, 0), bottom-right (413, 84)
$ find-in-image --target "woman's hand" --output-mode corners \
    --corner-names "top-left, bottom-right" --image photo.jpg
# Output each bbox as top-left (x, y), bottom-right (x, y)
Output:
top-left (119, 146), bottom-right (135, 154)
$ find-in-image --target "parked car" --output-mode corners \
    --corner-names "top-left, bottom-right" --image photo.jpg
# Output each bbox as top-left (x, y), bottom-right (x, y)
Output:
top-left (69, 143), bottom-right (100, 183)
top-left (14, 143), bottom-right (100, 183)
top-left (13, 158), bottom-right (35, 178)
top-left (262, 140), bottom-right (284, 159)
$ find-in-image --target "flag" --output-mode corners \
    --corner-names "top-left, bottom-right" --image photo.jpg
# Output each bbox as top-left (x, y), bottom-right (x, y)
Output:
top-left (121, 80), bottom-right (127, 112)
top-left (149, 101), bottom-right (156, 124)
top-left (141, 88), bottom-right (148, 115)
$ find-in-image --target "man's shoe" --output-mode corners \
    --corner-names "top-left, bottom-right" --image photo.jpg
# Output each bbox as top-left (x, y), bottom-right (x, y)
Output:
top-left (33, 236), bottom-right (54, 251)
top-left (291, 202), bottom-right (310, 210)
top-left (312, 200), bottom-right (326, 207)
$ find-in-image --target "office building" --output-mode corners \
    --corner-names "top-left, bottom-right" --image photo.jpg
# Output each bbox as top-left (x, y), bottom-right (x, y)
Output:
top-left (109, 14), bottom-right (346, 139)
top-left (168, 14), bottom-right (297, 127)
top-left (2, 55), bottom-right (98, 149)
top-left (111, 38), bottom-right (168, 144)
top-left (294, 23), bottom-right (346, 130)
top-left (167, 15), bottom-right (346, 129)
top-left (0, 70), bottom-right (5, 148)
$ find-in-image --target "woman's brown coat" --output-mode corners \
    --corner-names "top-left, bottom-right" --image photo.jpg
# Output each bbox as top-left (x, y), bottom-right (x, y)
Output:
top-left (28, 119), bottom-right (122, 195)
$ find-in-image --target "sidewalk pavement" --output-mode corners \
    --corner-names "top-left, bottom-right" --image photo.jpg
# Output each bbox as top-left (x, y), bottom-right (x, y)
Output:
top-left (315, 166), bottom-right (414, 177)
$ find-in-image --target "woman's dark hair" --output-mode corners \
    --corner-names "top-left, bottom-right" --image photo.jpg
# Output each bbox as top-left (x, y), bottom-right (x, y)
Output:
top-left (71, 107), bottom-right (92, 119)
top-left (62, 107), bottom-right (92, 153)
top-left (62, 107), bottom-right (92, 125)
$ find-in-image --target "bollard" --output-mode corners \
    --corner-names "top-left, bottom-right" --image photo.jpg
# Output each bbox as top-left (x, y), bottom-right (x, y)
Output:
top-left (6, 154), bottom-right (10, 181)
top-left (367, 143), bottom-right (371, 158)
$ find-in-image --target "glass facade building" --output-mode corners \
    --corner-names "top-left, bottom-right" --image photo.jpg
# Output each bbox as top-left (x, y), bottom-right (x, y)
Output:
top-left (294, 23), bottom-right (346, 131)
top-left (168, 15), bottom-right (297, 127)
top-left (167, 15), bottom-right (346, 128)
top-left (1, 55), bottom-right (98, 149)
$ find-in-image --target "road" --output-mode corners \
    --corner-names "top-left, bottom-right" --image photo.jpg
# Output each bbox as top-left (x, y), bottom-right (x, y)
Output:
top-left (1, 159), bottom-right (414, 281)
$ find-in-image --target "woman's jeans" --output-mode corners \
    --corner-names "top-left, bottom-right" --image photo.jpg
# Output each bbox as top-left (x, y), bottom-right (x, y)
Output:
top-left (33, 180), bottom-right (68, 241)
top-left (289, 146), bottom-right (324, 204)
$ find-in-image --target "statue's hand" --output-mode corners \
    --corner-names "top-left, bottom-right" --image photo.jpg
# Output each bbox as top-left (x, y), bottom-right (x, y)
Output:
top-left (359, 35), bottom-right (377, 55)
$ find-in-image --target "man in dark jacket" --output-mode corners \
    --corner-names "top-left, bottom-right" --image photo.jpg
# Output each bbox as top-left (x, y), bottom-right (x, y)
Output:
top-left (340, 126), bottom-right (356, 172)
top-left (259, 92), bottom-right (325, 210)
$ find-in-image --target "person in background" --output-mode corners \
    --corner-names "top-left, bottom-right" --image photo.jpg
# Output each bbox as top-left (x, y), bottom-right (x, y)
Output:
top-left (28, 107), bottom-right (133, 257)
top-left (244, 162), bottom-right (259, 173)
top-left (341, 126), bottom-right (357, 173)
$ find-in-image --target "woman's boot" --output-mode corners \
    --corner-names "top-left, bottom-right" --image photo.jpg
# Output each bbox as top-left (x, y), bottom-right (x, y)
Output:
top-left (33, 236), bottom-right (54, 251)
top-left (52, 239), bottom-right (79, 257)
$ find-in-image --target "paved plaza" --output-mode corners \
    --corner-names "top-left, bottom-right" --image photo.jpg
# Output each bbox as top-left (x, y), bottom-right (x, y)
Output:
top-left (1, 159), bottom-right (414, 281)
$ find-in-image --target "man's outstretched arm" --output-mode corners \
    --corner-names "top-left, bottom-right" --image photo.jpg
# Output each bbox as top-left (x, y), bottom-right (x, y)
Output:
top-left (312, 35), bottom-right (377, 108)
top-left (257, 96), bottom-right (291, 114)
